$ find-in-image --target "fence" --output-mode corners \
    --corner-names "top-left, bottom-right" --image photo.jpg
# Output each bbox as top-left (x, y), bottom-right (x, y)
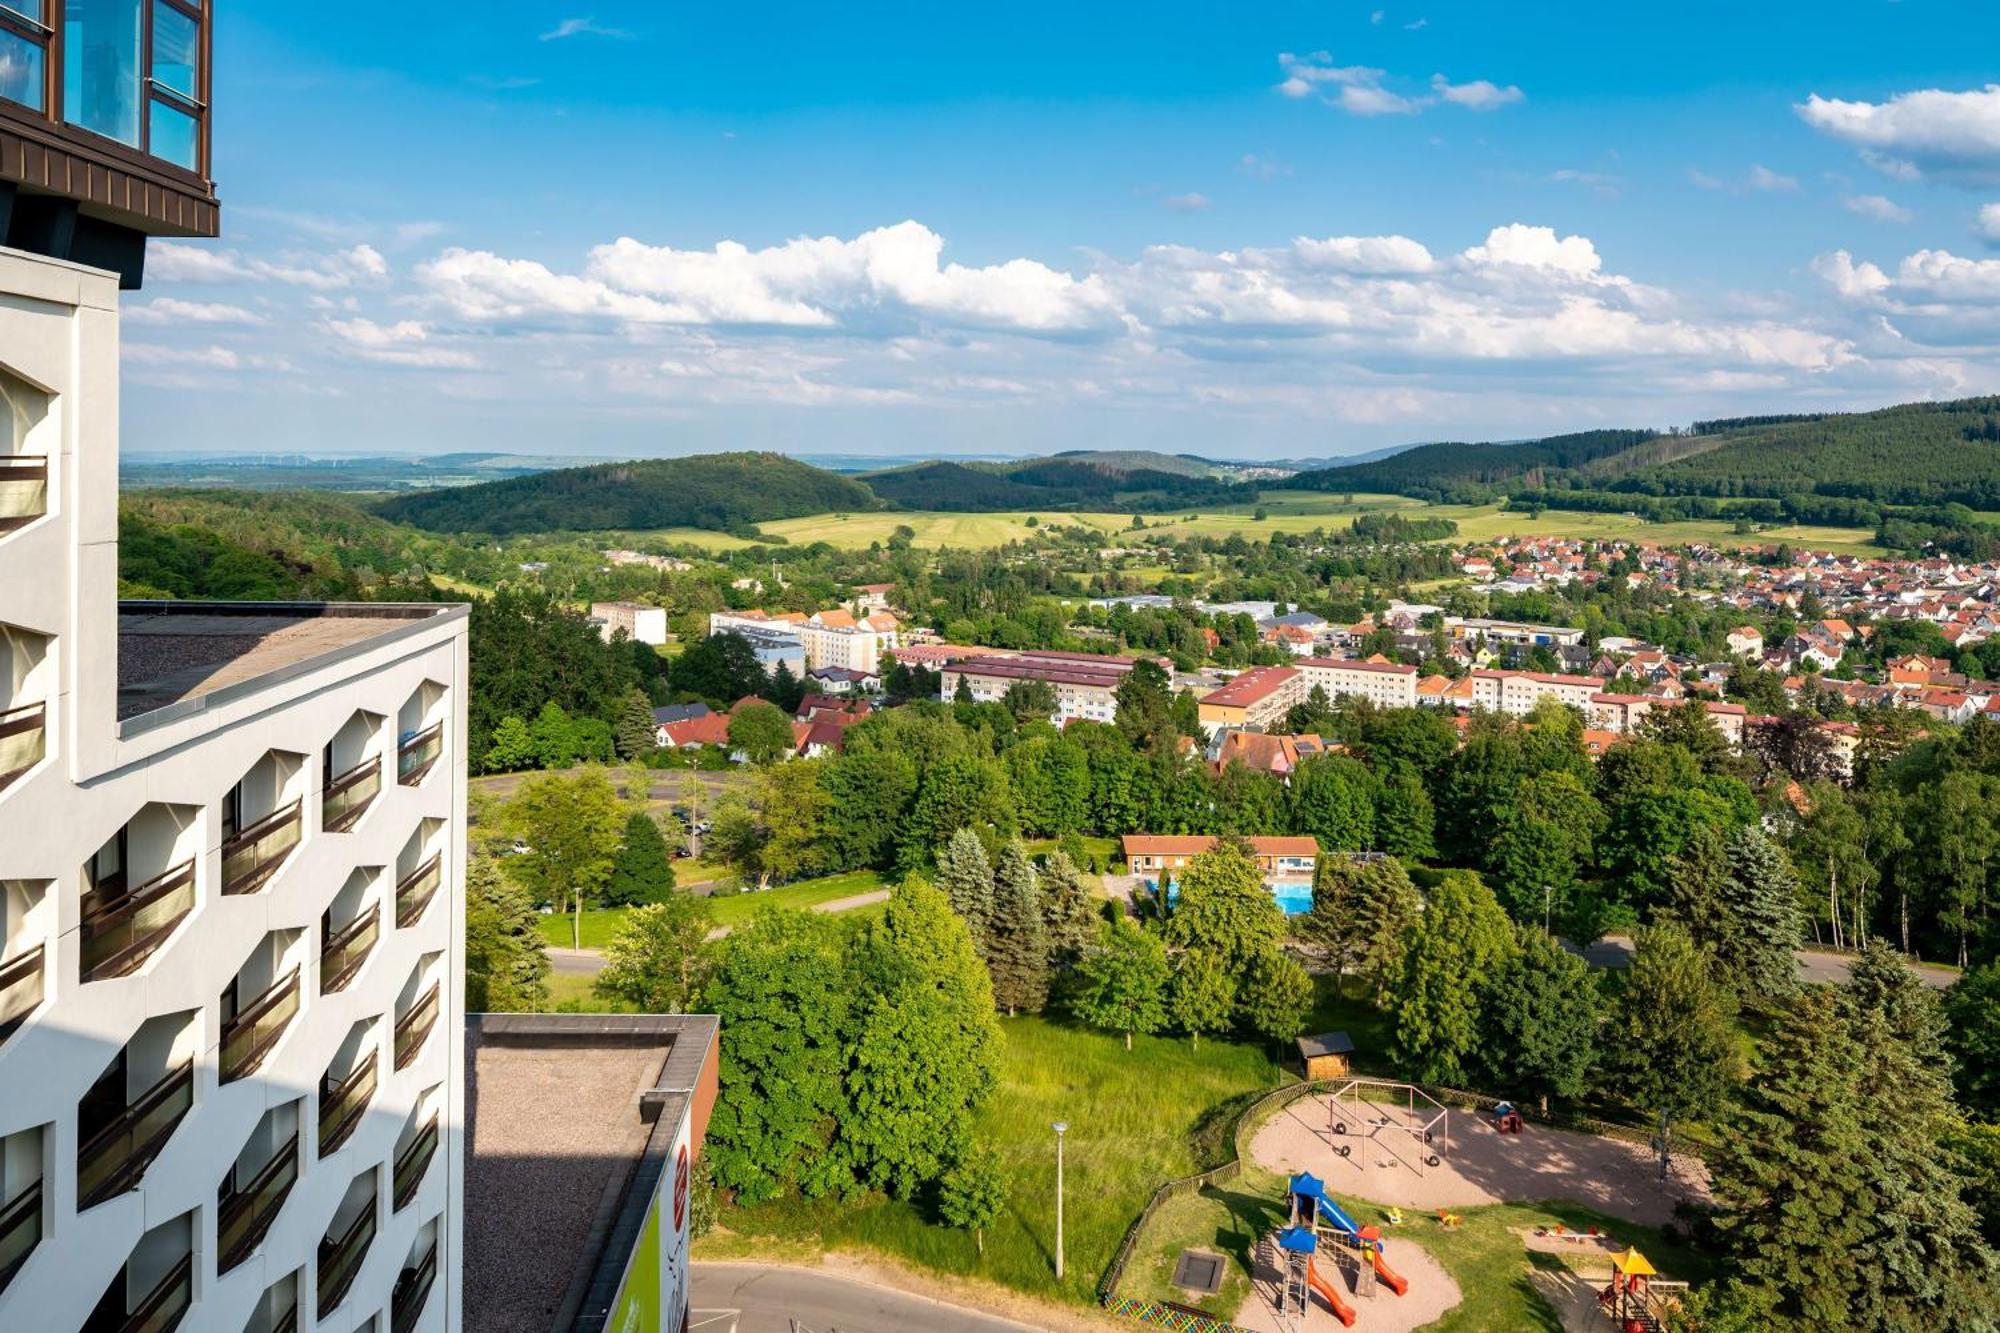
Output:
top-left (1103, 1297), bottom-right (1254, 1333)
top-left (1099, 1071), bottom-right (1708, 1316)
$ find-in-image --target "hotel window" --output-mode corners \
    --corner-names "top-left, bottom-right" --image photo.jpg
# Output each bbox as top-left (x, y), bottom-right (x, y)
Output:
top-left (61, 0), bottom-right (203, 170)
top-left (0, 2), bottom-right (48, 111)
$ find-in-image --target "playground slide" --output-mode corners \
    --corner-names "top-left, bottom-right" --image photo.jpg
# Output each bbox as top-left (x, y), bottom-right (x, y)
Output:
top-left (1306, 1258), bottom-right (1358, 1328)
top-left (1371, 1248), bottom-right (1410, 1296)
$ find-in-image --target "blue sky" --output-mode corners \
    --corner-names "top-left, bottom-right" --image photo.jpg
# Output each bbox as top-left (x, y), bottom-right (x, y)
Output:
top-left (124, 2), bottom-right (2000, 460)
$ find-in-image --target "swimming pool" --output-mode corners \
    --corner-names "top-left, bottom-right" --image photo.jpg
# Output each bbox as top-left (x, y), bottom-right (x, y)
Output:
top-left (1159, 879), bottom-right (1315, 916)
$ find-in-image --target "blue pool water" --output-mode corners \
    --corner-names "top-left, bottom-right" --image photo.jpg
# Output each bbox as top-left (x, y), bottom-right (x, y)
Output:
top-left (1159, 879), bottom-right (1314, 916)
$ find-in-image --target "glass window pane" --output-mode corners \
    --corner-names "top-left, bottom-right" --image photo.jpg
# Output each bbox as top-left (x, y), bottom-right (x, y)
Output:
top-left (0, 29), bottom-right (43, 112)
top-left (1, 4), bottom-right (47, 24)
top-left (150, 1), bottom-right (196, 98)
top-left (148, 96), bottom-right (195, 168)
top-left (64, 0), bottom-right (144, 146)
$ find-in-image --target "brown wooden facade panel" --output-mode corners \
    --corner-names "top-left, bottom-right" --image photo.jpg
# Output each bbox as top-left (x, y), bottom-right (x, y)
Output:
top-left (0, 126), bottom-right (217, 238)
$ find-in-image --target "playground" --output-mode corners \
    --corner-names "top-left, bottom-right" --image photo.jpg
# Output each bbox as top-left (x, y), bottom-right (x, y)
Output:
top-left (1245, 1081), bottom-right (1711, 1229)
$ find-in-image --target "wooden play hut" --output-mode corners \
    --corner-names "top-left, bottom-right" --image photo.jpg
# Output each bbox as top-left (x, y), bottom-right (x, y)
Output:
top-left (1297, 1030), bottom-right (1355, 1080)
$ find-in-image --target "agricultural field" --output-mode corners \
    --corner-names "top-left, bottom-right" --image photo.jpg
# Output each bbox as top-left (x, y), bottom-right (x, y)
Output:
top-left (625, 491), bottom-right (1885, 557)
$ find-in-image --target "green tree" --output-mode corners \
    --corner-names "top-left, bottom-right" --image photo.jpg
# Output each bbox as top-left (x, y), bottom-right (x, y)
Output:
top-left (753, 758), bottom-right (832, 884)
top-left (605, 810), bottom-right (678, 906)
top-left (499, 768), bottom-right (633, 949)
top-left (938, 1145), bottom-right (1008, 1258)
top-left (615, 689), bottom-right (659, 761)
top-left (1371, 762), bottom-right (1438, 860)
top-left (1391, 871), bottom-right (1518, 1084)
top-left (1113, 658), bottom-right (1176, 750)
top-left (1172, 949), bottom-right (1236, 1050)
top-left (1000, 677), bottom-right (1059, 724)
top-left (1242, 949), bottom-right (1315, 1048)
top-left (674, 630), bottom-right (768, 706)
top-left (1289, 755), bottom-right (1378, 852)
top-left (844, 878), bottom-right (1003, 1197)
top-left (594, 895), bottom-right (714, 1011)
top-left (705, 794), bottom-right (770, 887)
top-left (820, 747), bottom-right (919, 871)
top-left (1477, 926), bottom-right (1599, 1114)
top-left (1038, 850), bottom-right (1099, 972)
top-left (1073, 920), bottom-right (1171, 1049)
top-left (701, 911), bottom-right (856, 1201)
top-left (728, 700), bottom-right (797, 765)
top-left (483, 714), bottom-right (536, 774)
top-left (898, 755), bottom-right (1018, 872)
top-left (935, 828), bottom-right (997, 955)
top-left (987, 842), bottom-right (1051, 1015)
top-left (1945, 962), bottom-right (2000, 1118)
top-left (464, 852), bottom-right (550, 1011)
top-left (1663, 825), bottom-right (1805, 1003)
top-left (1163, 839), bottom-right (1285, 975)
top-left (1607, 923), bottom-right (1739, 1172)
top-left (529, 700), bottom-right (584, 769)
top-left (1488, 770), bottom-right (1603, 930)
top-left (1303, 853), bottom-right (1421, 1005)
top-left (1787, 782), bottom-right (1874, 951)
top-left (768, 658), bottom-right (806, 711)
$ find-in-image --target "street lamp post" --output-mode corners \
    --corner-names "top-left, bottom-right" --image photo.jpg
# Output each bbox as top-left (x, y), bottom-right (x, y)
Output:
top-left (1543, 883), bottom-right (1553, 936)
top-left (1052, 1120), bottom-right (1069, 1282)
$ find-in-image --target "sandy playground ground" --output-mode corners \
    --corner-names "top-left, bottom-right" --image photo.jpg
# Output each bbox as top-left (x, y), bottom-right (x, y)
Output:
top-left (1231, 1228), bottom-right (1461, 1333)
top-left (1247, 1092), bottom-right (1712, 1229)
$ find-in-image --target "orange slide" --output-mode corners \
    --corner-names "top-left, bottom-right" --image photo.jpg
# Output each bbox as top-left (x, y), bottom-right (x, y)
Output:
top-left (1371, 1247), bottom-right (1410, 1296)
top-left (1306, 1256), bottom-right (1358, 1328)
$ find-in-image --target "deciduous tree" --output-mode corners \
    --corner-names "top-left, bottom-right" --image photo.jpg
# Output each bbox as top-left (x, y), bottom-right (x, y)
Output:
top-left (939, 1145), bottom-right (1008, 1257)
top-left (1171, 949), bottom-right (1235, 1050)
top-left (1477, 926), bottom-right (1599, 1114)
top-left (464, 853), bottom-right (550, 1011)
top-left (499, 768), bottom-right (632, 949)
top-left (594, 895), bottom-right (713, 1012)
top-left (1391, 871), bottom-right (1517, 1084)
top-left (1073, 920), bottom-right (1171, 1049)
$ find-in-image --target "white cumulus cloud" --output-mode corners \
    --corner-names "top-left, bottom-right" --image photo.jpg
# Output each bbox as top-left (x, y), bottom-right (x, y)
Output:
top-left (1977, 203), bottom-right (2000, 247)
top-left (1797, 85), bottom-right (2000, 186)
top-left (1430, 74), bottom-right (1524, 111)
top-left (1841, 194), bottom-right (1914, 224)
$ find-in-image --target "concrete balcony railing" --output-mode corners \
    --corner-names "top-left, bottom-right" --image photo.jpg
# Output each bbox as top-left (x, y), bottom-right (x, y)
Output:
top-left (0, 701), bottom-right (45, 791)
top-left (220, 799), bottom-right (303, 896)
top-left (76, 1059), bottom-right (195, 1209)
top-left (321, 755), bottom-right (380, 833)
top-left (0, 1176), bottom-right (41, 1295)
top-left (397, 722), bottom-right (442, 787)
top-left (316, 1199), bottom-right (377, 1319)
top-left (318, 1054), bottom-right (377, 1158)
top-left (395, 855), bottom-right (441, 929)
top-left (79, 861), bottom-right (196, 982)
top-left (319, 905), bottom-right (380, 996)
top-left (219, 967), bottom-right (301, 1083)
top-left (0, 456), bottom-right (47, 535)
top-left (390, 1240), bottom-right (438, 1333)
top-left (0, 943), bottom-right (45, 1042)
top-left (217, 1131), bottom-right (299, 1273)
top-left (393, 984), bottom-right (440, 1071)
top-left (392, 1112), bottom-right (439, 1212)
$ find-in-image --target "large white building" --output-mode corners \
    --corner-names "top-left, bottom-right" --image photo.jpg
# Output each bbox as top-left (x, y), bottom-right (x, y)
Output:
top-left (938, 650), bottom-right (1138, 725)
top-left (0, 28), bottom-right (467, 1329)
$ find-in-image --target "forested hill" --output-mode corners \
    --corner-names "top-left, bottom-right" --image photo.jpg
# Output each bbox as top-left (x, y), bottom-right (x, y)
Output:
top-left (863, 456), bottom-right (1257, 512)
top-left (375, 451), bottom-right (879, 535)
top-left (1624, 398), bottom-right (2000, 507)
top-left (1277, 429), bottom-right (1661, 502)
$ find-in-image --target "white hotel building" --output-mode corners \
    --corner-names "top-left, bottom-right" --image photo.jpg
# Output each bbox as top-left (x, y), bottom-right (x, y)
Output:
top-left (0, 14), bottom-right (466, 1331)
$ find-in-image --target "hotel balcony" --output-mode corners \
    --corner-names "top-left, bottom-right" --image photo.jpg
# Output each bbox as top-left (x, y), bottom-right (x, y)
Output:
top-left (321, 710), bottom-right (382, 835)
top-left (397, 721), bottom-right (443, 787)
top-left (79, 806), bottom-right (200, 983)
top-left (0, 1125), bottom-right (43, 1294)
top-left (316, 1177), bottom-right (378, 1319)
top-left (217, 1115), bottom-right (300, 1274)
top-left (395, 830), bottom-right (443, 929)
top-left (318, 1031), bottom-right (378, 1159)
top-left (394, 981), bottom-right (440, 1071)
top-left (392, 1108), bottom-right (440, 1211)
top-left (0, 623), bottom-right (51, 792)
top-left (219, 747), bottom-right (307, 895)
top-left (0, 454), bottom-right (46, 535)
top-left (0, 937), bottom-right (43, 1042)
top-left (320, 900), bottom-right (380, 996)
top-left (81, 1214), bottom-right (194, 1333)
top-left (76, 1012), bottom-right (198, 1209)
top-left (219, 963), bottom-right (301, 1084)
top-left (390, 1231), bottom-right (439, 1333)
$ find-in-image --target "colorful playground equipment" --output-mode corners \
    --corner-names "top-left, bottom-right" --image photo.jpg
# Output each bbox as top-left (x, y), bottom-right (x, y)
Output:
top-left (1276, 1226), bottom-right (1355, 1328)
top-left (1491, 1100), bottom-right (1524, 1135)
top-left (1288, 1172), bottom-right (1411, 1302)
top-left (1597, 1247), bottom-right (1659, 1333)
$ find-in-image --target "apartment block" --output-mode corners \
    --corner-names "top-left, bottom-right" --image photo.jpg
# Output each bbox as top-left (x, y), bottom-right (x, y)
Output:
top-left (0, 18), bottom-right (465, 1331)
top-left (938, 650), bottom-right (1139, 725)
top-left (1197, 666), bottom-right (1306, 734)
top-left (588, 602), bottom-right (667, 647)
top-left (1465, 669), bottom-right (1604, 716)
top-left (1295, 657), bottom-right (1420, 709)
top-left (800, 609), bottom-right (900, 675)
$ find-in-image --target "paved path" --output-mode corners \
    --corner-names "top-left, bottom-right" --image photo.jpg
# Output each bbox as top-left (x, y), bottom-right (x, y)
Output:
top-left (1581, 935), bottom-right (1957, 990)
top-left (545, 889), bottom-right (894, 976)
top-left (690, 1263), bottom-right (1038, 1333)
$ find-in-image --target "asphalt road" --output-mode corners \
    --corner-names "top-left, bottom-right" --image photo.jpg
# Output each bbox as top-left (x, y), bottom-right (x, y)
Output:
top-left (690, 1263), bottom-right (1039, 1333)
top-left (1581, 935), bottom-right (1958, 990)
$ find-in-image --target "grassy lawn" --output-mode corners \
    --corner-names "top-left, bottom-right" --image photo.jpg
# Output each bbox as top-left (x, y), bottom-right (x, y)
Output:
top-left (1022, 835), bottom-right (1121, 878)
top-left (535, 869), bottom-right (889, 949)
top-left (706, 1015), bottom-right (1290, 1307)
top-left (1428, 502), bottom-right (1884, 556)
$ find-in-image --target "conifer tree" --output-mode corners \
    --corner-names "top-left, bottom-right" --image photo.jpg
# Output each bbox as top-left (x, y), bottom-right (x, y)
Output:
top-left (1037, 849), bottom-right (1099, 973)
top-left (1304, 853), bottom-right (1422, 1005)
top-left (614, 689), bottom-right (659, 760)
top-left (1720, 824), bottom-right (1807, 1002)
top-left (987, 840), bottom-right (1050, 1016)
top-left (604, 810), bottom-right (678, 906)
top-left (465, 852), bottom-right (551, 1011)
top-left (1607, 923), bottom-right (1738, 1173)
top-left (935, 827), bottom-right (996, 956)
